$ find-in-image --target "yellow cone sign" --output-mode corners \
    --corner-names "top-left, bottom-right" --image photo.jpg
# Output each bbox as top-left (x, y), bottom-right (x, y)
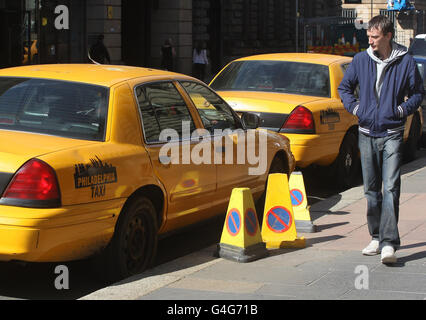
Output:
top-left (289, 171), bottom-right (316, 233)
top-left (261, 173), bottom-right (306, 249)
top-left (216, 188), bottom-right (268, 262)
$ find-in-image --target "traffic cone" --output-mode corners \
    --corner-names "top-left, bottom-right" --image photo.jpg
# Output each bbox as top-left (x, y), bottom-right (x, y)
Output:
top-left (289, 171), bottom-right (316, 233)
top-left (261, 173), bottom-right (306, 249)
top-left (216, 188), bottom-right (269, 262)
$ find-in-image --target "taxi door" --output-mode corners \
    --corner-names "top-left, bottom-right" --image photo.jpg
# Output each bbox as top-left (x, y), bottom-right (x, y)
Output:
top-left (133, 81), bottom-right (216, 231)
top-left (178, 81), bottom-right (260, 201)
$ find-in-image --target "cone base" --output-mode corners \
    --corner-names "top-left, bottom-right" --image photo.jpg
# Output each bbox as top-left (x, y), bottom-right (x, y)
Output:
top-left (216, 242), bottom-right (269, 263)
top-left (295, 220), bottom-right (317, 233)
top-left (265, 237), bottom-right (306, 249)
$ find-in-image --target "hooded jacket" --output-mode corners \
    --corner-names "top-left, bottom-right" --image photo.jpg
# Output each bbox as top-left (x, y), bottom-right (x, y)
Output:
top-left (338, 42), bottom-right (425, 137)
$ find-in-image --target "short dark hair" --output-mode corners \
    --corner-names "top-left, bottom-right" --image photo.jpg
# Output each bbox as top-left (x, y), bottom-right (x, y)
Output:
top-left (368, 15), bottom-right (394, 37)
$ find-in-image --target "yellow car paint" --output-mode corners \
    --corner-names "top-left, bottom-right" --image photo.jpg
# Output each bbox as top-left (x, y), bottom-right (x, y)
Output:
top-left (0, 64), bottom-right (295, 264)
top-left (210, 53), bottom-right (357, 168)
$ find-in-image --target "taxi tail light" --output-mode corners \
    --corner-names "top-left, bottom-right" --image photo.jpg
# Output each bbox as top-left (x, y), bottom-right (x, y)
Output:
top-left (1, 159), bottom-right (61, 208)
top-left (281, 105), bottom-right (315, 133)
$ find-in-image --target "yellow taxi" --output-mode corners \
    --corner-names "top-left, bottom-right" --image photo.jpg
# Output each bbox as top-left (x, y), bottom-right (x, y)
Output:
top-left (210, 53), bottom-right (423, 187)
top-left (0, 64), bottom-right (295, 280)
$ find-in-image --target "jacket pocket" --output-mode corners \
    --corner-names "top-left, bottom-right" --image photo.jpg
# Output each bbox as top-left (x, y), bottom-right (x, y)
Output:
top-left (356, 103), bottom-right (373, 128)
top-left (379, 103), bottom-right (404, 132)
top-left (386, 103), bottom-right (403, 122)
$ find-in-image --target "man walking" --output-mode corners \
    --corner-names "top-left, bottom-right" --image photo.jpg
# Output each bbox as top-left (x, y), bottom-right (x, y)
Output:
top-left (338, 15), bottom-right (424, 264)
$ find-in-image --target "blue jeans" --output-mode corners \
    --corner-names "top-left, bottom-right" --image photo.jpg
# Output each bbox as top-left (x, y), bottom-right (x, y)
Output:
top-left (358, 132), bottom-right (403, 251)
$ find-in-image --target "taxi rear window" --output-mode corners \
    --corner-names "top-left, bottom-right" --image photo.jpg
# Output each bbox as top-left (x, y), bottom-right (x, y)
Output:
top-left (0, 77), bottom-right (108, 141)
top-left (210, 60), bottom-right (330, 98)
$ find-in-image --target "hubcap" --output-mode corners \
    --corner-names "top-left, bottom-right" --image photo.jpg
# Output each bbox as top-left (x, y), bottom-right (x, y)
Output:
top-left (344, 153), bottom-right (352, 170)
top-left (125, 215), bottom-right (146, 271)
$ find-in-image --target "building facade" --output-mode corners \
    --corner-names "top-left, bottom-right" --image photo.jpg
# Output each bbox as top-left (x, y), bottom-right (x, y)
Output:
top-left (342, 0), bottom-right (426, 48)
top-left (1, 0), bottom-right (426, 75)
top-left (0, 0), bottom-right (122, 68)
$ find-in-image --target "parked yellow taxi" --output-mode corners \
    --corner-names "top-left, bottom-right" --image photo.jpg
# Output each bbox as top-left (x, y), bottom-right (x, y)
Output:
top-left (0, 64), bottom-right (295, 280)
top-left (210, 53), bottom-right (423, 187)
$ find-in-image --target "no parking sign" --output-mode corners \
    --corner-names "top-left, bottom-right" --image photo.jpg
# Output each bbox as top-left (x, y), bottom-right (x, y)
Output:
top-left (266, 206), bottom-right (293, 233)
top-left (245, 208), bottom-right (258, 236)
top-left (226, 208), bottom-right (241, 237)
top-left (290, 189), bottom-right (304, 207)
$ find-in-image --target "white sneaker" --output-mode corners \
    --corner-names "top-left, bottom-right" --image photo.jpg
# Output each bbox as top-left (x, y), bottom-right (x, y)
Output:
top-left (362, 240), bottom-right (380, 256)
top-left (381, 246), bottom-right (397, 264)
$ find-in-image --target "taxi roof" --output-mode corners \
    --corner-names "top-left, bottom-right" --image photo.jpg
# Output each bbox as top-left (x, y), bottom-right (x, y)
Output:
top-left (0, 64), bottom-right (184, 87)
top-left (234, 53), bottom-right (352, 65)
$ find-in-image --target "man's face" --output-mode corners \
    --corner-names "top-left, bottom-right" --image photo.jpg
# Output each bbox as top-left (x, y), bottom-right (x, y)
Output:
top-left (367, 27), bottom-right (392, 55)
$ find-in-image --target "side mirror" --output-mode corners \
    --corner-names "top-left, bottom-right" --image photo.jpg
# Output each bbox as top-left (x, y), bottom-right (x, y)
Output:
top-left (241, 112), bottom-right (261, 129)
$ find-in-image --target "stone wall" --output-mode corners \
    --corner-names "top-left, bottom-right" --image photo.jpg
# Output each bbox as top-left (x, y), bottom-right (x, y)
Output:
top-left (193, 0), bottom-right (342, 73)
top-left (151, 0), bottom-right (193, 75)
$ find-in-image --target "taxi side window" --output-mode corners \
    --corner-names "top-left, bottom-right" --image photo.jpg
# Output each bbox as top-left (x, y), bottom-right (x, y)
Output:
top-left (416, 62), bottom-right (426, 87)
top-left (341, 62), bottom-right (359, 99)
top-left (179, 81), bottom-right (241, 134)
top-left (135, 82), bottom-right (195, 143)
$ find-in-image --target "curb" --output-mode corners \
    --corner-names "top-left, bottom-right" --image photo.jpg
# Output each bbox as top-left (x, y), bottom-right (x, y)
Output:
top-left (79, 247), bottom-right (222, 300)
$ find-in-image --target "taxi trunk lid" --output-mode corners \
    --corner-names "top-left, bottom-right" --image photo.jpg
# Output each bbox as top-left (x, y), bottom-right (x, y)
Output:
top-left (0, 130), bottom-right (97, 195)
top-left (216, 91), bottom-right (325, 131)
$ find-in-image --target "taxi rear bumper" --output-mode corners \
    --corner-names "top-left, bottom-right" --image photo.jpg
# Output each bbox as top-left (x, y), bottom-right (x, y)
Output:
top-left (283, 132), bottom-right (343, 168)
top-left (0, 199), bottom-right (124, 262)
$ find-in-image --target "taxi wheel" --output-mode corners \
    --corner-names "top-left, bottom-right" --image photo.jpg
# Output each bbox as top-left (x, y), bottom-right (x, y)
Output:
top-left (98, 197), bottom-right (158, 281)
top-left (268, 155), bottom-right (287, 174)
top-left (335, 131), bottom-right (360, 189)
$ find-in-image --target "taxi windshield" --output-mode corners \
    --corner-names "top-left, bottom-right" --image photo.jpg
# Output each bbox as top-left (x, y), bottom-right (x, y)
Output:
top-left (210, 60), bottom-right (330, 98)
top-left (0, 77), bottom-right (108, 141)
top-left (409, 38), bottom-right (426, 57)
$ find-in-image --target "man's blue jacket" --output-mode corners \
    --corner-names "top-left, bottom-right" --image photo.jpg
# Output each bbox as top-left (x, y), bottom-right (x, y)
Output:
top-left (338, 45), bottom-right (425, 138)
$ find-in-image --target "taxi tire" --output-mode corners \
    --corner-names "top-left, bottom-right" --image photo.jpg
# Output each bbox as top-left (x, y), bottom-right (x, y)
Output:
top-left (96, 196), bottom-right (158, 282)
top-left (269, 154), bottom-right (287, 174)
top-left (335, 131), bottom-right (360, 189)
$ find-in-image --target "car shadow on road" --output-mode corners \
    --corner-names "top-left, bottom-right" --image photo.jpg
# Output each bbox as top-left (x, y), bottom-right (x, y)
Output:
top-left (0, 259), bottom-right (109, 300)
top-left (0, 213), bottom-right (226, 300)
top-left (113, 215), bottom-right (226, 287)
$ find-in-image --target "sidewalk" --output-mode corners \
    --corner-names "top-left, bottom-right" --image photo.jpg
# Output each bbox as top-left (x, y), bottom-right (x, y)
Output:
top-left (81, 152), bottom-right (426, 300)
